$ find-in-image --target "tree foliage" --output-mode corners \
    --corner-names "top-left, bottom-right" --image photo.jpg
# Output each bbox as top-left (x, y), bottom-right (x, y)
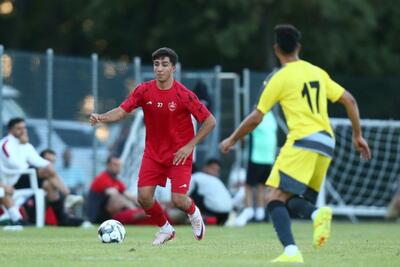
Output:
top-left (0, 0), bottom-right (399, 74)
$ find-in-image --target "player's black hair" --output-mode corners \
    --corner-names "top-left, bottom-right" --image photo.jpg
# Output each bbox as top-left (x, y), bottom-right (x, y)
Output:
top-left (106, 154), bottom-right (119, 164)
top-left (205, 158), bottom-right (222, 167)
top-left (7, 117), bottom-right (25, 130)
top-left (152, 47), bottom-right (178, 66)
top-left (40, 148), bottom-right (56, 158)
top-left (274, 24), bottom-right (301, 54)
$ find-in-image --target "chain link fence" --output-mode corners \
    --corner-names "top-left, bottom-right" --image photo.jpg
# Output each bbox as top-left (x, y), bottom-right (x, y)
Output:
top-left (1, 47), bottom-right (399, 195)
top-left (0, 48), bottom-right (248, 192)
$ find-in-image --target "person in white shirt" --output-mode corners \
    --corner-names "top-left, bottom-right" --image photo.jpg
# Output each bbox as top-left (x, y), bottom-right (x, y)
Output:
top-left (0, 183), bottom-right (25, 229)
top-left (0, 118), bottom-right (88, 227)
top-left (189, 159), bottom-right (233, 225)
top-left (0, 118), bottom-right (69, 196)
top-left (40, 149), bottom-right (84, 213)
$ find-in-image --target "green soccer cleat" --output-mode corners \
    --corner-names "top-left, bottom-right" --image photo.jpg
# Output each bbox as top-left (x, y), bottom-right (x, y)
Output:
top-left (313, 207), bottom-right (333, 250)
top-left (270, 251), bottom-right (304, 263)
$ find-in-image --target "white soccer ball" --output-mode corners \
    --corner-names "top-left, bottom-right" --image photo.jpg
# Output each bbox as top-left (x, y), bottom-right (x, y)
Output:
top-left (98, 219), bottom-right (126, 243)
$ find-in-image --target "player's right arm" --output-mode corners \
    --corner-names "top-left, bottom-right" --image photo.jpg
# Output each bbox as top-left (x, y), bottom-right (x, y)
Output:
top-left (220, 72), bottom-right (282, 154)
top-left (90, 84), bottom-right (145, 125)
top-left (90, 107), bottom-right (128, 125)
top-left (26, 144), bottom-right (51, 168)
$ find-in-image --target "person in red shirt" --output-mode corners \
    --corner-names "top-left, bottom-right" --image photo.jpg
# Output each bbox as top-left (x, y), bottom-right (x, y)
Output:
top-left (88, 155), bottom-right (149, 225)
top-left (90, 47), bottom-right (216, 245)
top-left (90, 156), bottom-right (126, 196)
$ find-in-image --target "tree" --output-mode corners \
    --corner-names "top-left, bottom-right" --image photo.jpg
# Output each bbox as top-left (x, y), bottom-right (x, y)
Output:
top-left (0, 0), bottom-right (399, 74)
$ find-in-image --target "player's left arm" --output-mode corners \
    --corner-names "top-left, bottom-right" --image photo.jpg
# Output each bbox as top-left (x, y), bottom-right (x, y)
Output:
top-left (324, 70), bottom-right (371, 160)
top-left (337, 91), bottom-right (371, 160)
top-left (173, 114), bottom-right (216, 165)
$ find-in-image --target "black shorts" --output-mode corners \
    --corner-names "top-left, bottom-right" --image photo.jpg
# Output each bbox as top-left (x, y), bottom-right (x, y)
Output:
top-left (14, 170), bottom-right (43, 189)
top-left (86, 190), bottom-right (111, 223)
top-left (246, 162), bottom-right (272, 186)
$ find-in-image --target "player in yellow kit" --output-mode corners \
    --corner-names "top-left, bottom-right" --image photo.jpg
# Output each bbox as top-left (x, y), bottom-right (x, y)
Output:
top-left (220, 24), bottom-right (371, 263)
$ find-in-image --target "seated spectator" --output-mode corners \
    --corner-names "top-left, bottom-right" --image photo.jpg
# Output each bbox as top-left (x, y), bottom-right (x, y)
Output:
top-left (87, 155), bottom-right (151, 225)
top-left (56, 148), bottom-right (86, 195)
top-left (40, 149), bottom-right (84, 214)
top-left (0, 183), bottom-right (26, 230)
top-left (0, 118), bottom-right (70, 196)
top-left (189, 158), bottom-right (233, 225)
top-left (0, 118), bottom-right (88, 227)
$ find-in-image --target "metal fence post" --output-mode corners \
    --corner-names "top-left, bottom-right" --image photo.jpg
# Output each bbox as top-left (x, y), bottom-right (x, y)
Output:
top-left (91, 53), bottom-right (98, 178)
top-left (0, 45), bottom-right (3, 138)
top-left (242, 68), bottom-right (250, 116)
top-left (175, 62), bottom-right (181, 82)
top-left (134, 56), bottom-right (142, 85)
top-left (241, 68), bottom-right (251, 167)
top-left (233, 74), bottom-right (242, 166)
top-left (214, 65), bottom-right (222, 155)
top-left (46, 48), bottom-right (54, 148)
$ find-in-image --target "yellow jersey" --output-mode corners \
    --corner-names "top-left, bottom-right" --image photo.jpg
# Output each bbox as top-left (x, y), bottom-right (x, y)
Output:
top-left (257, 60), bottom-right (345, 157)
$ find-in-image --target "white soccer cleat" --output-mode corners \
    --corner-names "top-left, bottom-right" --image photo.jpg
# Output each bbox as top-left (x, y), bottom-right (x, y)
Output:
top-left (3, 225), bottom-right (23, 231)
top-left (190, 207), bottom-right (206, 240)
top-left (80, 221), bottom-right (93, 229)
top-left (65, 194), bottom-right (84, 210)
top-left (254, 207), bottom-right (265, 222)
top-left (152, 230), bottom-right (176, 246)
top-left (235, 207), bottom-right (254, 227)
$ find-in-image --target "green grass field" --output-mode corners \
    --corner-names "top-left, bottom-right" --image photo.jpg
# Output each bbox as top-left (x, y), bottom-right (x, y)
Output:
top-left (1, 222), bottom-right (399, 267)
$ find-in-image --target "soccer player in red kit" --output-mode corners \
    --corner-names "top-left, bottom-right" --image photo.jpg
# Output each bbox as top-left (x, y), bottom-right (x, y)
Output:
top-left (90, 47), bottom-right (216, 245)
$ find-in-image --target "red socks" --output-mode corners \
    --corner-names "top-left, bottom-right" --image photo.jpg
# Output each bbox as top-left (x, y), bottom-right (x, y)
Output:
top-left (143, 201), bottom-right (167, 227)
top-left (113, 208), bottom-right (163, 225)
top-left (185, 200), bottom-right (196, 215)
top-left (141, 200), bottom-right (196, 227)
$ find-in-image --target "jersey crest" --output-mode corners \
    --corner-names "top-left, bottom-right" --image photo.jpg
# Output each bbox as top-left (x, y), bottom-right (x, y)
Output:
top-left (168, 101), bottom-right (177, 111)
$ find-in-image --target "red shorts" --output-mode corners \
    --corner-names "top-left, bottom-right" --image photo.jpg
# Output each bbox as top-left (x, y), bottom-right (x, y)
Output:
top-left (138, 156), bottom-right (192, 194)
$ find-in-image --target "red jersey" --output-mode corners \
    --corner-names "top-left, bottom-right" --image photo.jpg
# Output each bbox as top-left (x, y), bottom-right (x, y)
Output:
top-left (120, 80), bottom-right (211, 165)
top-left (90, 171), bottom-right (126, 194)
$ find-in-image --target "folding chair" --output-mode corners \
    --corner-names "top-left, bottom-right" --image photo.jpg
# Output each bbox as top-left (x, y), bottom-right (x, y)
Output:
top-left (0, 165), bottom-right (45, 227)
